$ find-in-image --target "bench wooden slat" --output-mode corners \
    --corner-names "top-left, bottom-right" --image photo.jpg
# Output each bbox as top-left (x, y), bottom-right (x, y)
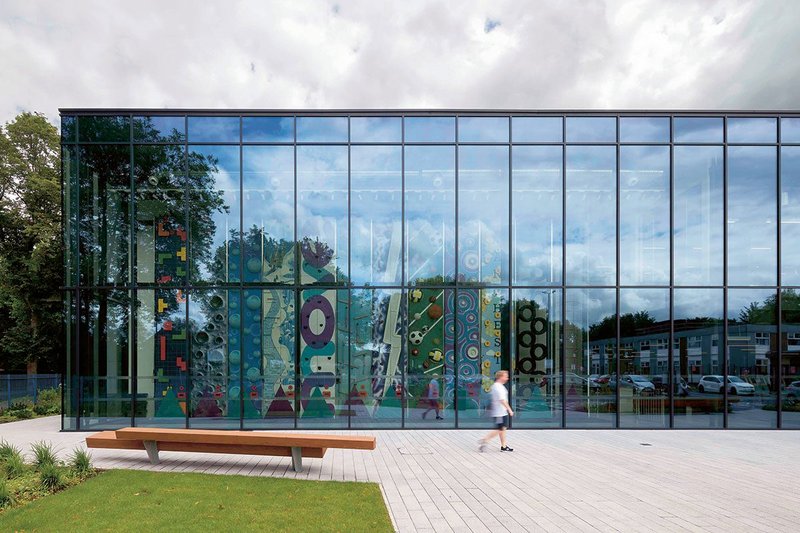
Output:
top-left (114, 427), bottom-right (376, 450)
top-left (86, 432), bottom-right (327, 458)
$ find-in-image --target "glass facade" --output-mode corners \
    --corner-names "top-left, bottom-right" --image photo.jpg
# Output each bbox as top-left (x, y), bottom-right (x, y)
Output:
top-left (61, 111), bottom-right (800, 430)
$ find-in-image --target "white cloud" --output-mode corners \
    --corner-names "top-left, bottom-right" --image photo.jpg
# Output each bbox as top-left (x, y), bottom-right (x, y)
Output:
top-left (1, 0), bottom-right (799, 126)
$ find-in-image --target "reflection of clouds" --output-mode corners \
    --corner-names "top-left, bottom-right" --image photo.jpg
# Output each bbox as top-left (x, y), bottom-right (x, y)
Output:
top-left (566, 288), bottom-right (615, 328)
top-left (674, 117), bottom-right (723, 143)
top-left (727, 118), bottom-right (776, 143)
top-left (566, 117), bottom-right (616, 142)
top-left (728, 146), bottom-right (777, 285)
top-left (188, 116), bottom-right (239, 142)
top-left (458, 116), bottom-right (508, 142)
top-left (404, 117), bottom-right (455, 143)
top-left (781, 147), bottom-right (800, 283)
top-left (296, 116), bottom-right (348, 142)
top-left (673, 289), bottom-right (723, 320)
top-left (242, 116), bottom-right (293, 142)
top-left (512, 117), bottom-right (562, 143)
top-left (350, 117), bottom-right (401, 142)
top-left (727, 288), bottom-right (776, 320)
top-left (620, 289), bottom-right (668, 320)
top-left (619, 117), bottom-right (669, 143)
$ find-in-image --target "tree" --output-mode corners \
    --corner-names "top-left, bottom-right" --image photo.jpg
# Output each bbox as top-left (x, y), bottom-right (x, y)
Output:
top-left (0, 112), bottom-right (62, 372)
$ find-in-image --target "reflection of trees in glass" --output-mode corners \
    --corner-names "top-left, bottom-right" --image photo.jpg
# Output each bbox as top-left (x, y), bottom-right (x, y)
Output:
top-left (588, 311), bottom-right (656, 341)
top-left (734, 292), bottom-right (783, 324)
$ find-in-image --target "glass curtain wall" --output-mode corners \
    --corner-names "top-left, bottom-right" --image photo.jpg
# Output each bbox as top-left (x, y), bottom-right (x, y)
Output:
top-left (61, 112), bottom-right (799, 429)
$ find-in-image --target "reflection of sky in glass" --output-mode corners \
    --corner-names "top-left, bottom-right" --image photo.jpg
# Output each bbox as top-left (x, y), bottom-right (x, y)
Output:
top-left (620, 145), bottom-right (669, 285)
top-left (781, 147), bottom-right (800, 284)
top-left (243, 145), bottom-right (293, 242)
top-left (351, 146), bottom-right (402, 285)
top-left (727, 117), bottom-right (776, 143)
top-left (296, 117), bottom-right (348, 143)
top-left (188, 116), bottom-right (240, 143)
top-left (242, 116), bottom-right (293, 142)
top-left (619, 117), bottom-right (669, 143)
top-left (404, 117), bottom-right (455, 143)
top-left (727, 288), bottom-right (776, 322)
top-left (297, 145), bottom-right (348, 279)
top-left (512, 145), bottom-right (562, 285)
top-left (566, 146), bottom-right (616, 285)
top-left (134, 116), bottom-right (185, 142)
top-left (673, 288), bottom-right (722, 321)
top-left (405, 146), bottom-right (455, 283)
top-left (350, 117), bottom-right (401, 143)
top-left (781, 118), bottom-right (800, 143)
top-left (673, 146), bottom-right (723, 285)
top-left (458, 146), bottom-right (509, 284)
top-left (458, 116), bottom-right (508, 142)
top-left (674, 117), bottom-right (722, 143)
top-left (620, 288), bottom-right (668, 321)
top-left (189, 145), bottom-right (240, 282)
top-left (727, 146), bottom-right (776, 286)
top-left (566, 117), bottom-right (616, 142)
top-left (512, 117), bottom-right (562, 143)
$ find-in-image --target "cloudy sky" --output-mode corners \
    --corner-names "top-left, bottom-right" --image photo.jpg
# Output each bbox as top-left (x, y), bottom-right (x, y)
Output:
top-left (1, 0), bottom-right (799, 125)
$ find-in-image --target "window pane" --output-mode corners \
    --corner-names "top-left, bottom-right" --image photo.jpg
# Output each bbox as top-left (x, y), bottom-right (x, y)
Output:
top-left (242, 146), bottom-right (294, 283)
top-left (405, 146), bottom-right (456, 284)
top-left (727, 117), bottom-right (776, 143)
top-left (78, 115), bottom-right (130, 142)
top-left (78, 290), bottom-right (131, 429)
top-left (351, 146), bottom-right (402, 285)
top-left (458, 146), bottom-right (509, 284)
top-left (350, 117), bottom-right (401, 143)
top-left (727, 146), bottom-right (776, 286)
top-left (673, 146), bottom-right (723, 285)
top-left (243, 288), bottom-right (296, 429)
top-left (727, 289), bottom-right (777, 428)
top-left (566, 117), bottom-right (615, 142)
top-left (620, 146), bottom-right (670, 285)
top-left (458, 116), bottom-right (508, 143)
top-left (456, 288), bottom-right (509, 428)
top-left (64, 292), bottom-right (77, 429)
top-left (298, 289), bottom-right (348, 428)
top-left (187, 116), bottom-right (239, 143)
top-left (188, 290), bottom-right (241, 429)
top-left (780, 289), bottom-right (800, 428)
top-left (135, 288), bottom-right (188, 428)
top-left (566, 146), bottom-right (616, 285)
top-left (188, 146), bottom-right (241, 283)
top-left (297, 146), bottom-right (348, 284)
top-left (242, 116), bottom-right (293, 142)
top-left (61, 115), bottom-right (76, 142)
top-left (565, 288), bottom-right (616, 428)
top-left (79, 145), bottom-right (130, 285)
top-left (619, 289), bottom-right (669, 428)
top-left (296, 116), bottom-right (348, 143)
top-left (512, 117), bottom-right (562, 143)
top-left (674, 117), bottom-right (723, 143)
top-left (512, 289), bottom-right (562, 428)
top-left (134, 144), bottom-right (187, 285)
top-left (350, 289), bottom-right (405, 428)
top-left (619, 117), bottom-right (669, 143)
top-left (782, 147), bottom-right (800, 284)
top-left (134, 116), bottom-right (185, 142)
top-left (781, 118), bottom-right (800, 143)
top-left (673, 289), bottom-right (723, 428)
top-left (404, 116), bottom-right (455, 143)
top-left (512, 145), bottom-right (562, 285)
top-left (64, 146), bottom-right (78, 286)
top-left (405, 288), bottom-right (455, 428)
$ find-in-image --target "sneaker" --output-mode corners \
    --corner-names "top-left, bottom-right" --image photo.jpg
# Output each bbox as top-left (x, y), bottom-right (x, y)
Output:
top-left (479, 441), bottom-right (486, 452)
top-left (435, 416), bottom-right (443, 420)
top-left (500, 446), bottom-right (514, 452)
top-left (422, 412), bottom-right (427, 420)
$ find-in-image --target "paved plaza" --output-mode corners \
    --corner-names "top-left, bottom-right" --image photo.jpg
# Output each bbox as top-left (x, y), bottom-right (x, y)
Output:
top-left (2, 416), bottom-right (799, 532)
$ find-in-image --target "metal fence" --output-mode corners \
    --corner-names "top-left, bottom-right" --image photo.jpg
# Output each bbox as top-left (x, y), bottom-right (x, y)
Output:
top-left (0, 374), bottom-right (61, 408)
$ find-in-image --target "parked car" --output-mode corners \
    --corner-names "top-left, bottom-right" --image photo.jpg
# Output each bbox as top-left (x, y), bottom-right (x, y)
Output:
top-left (542, 372), bottom-right (601, 392)
top-left (588, 374), bottom-right (610, 386)
top-left (697, 375), bottom-right (755, 395)
top-left (609, 374), bottom-right (656, 395)
top-left (783, 380), bottom-right (800, 400)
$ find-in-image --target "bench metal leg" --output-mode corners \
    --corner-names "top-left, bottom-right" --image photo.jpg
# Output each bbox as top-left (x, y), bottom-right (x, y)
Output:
top-left (291, 446), bottom-right (302, 472)
top-left (143, 440), bottom-right (160, 465)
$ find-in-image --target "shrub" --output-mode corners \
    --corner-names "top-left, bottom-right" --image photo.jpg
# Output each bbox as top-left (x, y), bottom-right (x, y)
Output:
top-left (31, 441), bottom-right (58, 469)
top-left (69, 448), bottom-right (93, 476)
top-left (34, 388), bottom-right (61, 416)
top-left (39, 463), bottom-right (64, 491)
top-left (0, 439), bottom-right (23, 462)
top-left (4, 450), bottom-right (25, 479)
top-left (12, 408), bottom-right (34, 420)
top-left (0, 479), bottom-right (13, 508)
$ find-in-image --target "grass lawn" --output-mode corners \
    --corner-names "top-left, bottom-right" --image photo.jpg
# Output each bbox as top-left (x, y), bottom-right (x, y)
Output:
top-left (0, 469), bottom-right (394, 532)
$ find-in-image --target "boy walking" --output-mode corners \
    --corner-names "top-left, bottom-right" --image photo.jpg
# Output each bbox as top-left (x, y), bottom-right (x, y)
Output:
top-left (479, 370), bottom-right (514, 452)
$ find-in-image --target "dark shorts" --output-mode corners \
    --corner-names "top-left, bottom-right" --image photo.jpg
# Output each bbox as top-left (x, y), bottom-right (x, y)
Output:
top-left (494, 415), bottom-right (509, 429)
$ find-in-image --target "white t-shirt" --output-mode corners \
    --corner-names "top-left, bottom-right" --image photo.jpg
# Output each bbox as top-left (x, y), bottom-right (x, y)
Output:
top-left (427, 379), bottom-right (439, 399)
top-left (489, 382), bottom-right (508, 417)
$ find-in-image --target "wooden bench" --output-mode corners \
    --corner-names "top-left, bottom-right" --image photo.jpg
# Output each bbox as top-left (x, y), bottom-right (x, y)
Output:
top-left (86, 427), bottom-right (376, 472)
